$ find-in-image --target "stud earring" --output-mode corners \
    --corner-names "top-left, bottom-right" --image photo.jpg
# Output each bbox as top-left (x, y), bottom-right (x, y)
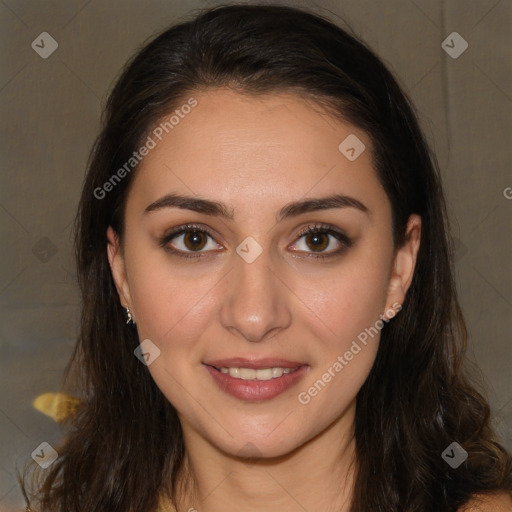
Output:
top-left (125, 307), bottom-right (136, 326)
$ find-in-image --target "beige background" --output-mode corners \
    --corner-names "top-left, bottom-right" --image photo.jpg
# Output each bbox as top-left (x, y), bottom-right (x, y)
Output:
top-left (0, 0), bottom-right (510, 509)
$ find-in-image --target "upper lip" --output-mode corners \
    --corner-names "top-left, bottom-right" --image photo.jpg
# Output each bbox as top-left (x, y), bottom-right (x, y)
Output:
top-left (204, 358), bottom-right (307, 369)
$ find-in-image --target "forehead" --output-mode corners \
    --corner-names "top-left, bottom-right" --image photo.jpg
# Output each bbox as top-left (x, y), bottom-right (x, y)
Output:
top-left (128, 88), bottom-right (387, 219)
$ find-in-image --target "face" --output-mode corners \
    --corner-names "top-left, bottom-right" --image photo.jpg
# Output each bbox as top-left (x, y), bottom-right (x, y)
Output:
top-left (108, 89), bottom-right (420, 459)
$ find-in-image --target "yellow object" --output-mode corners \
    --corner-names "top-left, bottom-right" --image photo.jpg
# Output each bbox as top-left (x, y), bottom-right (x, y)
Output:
top-left (157, 495), bottom-right (177, 512)
top-left (33, 392), bottom-right (80, 423)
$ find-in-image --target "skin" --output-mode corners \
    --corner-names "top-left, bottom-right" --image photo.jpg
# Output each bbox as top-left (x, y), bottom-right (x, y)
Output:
top-left (461, 494), bottom-right (512, 512)
top-left (107, 88), bottom-right (421, 511)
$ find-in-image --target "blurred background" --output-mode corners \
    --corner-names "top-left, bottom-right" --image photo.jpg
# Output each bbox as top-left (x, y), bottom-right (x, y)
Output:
top-left (1, 0), bottom-right (511, 509)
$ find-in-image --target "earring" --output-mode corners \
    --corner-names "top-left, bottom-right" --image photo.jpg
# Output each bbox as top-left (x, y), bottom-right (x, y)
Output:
top-left (125, 307), bottom-right (136, 326)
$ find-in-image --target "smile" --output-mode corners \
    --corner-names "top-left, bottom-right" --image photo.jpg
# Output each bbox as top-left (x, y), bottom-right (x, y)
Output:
top-left (203, 359), bottom-right (309, 401)
top-left (218, 367), bottom-right (301, 380)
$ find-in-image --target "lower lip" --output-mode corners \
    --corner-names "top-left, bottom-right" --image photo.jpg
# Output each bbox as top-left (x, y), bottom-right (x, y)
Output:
top-left (204, 364), bottom-right (309, 402)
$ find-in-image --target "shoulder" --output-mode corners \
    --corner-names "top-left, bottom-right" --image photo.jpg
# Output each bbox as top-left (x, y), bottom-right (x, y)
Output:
top-left (458, 492), bottom-right (512, 512)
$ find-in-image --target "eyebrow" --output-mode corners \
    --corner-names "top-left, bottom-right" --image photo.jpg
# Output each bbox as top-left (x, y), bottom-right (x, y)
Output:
top-left (144, 192), bottom-right (369, 222)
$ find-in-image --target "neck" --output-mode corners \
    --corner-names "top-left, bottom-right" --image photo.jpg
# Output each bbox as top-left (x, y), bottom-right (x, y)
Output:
top-left (172, 400), bottom-right (357, 512)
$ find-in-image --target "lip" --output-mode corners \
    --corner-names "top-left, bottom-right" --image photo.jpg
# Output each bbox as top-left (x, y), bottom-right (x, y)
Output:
top-left (203, 359), bottom-right (309, 402)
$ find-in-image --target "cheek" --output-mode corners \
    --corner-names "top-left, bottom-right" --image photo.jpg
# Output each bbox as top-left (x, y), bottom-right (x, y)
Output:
top-left (292, 248), bottom-right (392, 403)
top-left (126, 243), bottom-right (220, 344)
top-left (302, 250), bottom-right (392, 353)
top-left (126, 254), bottom-right (219, 418)
top-left (123, 252), bottom-right (226, 418)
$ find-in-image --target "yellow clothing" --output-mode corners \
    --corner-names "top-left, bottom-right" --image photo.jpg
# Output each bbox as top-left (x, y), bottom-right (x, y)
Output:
top-left (157, 495), bottom-right (177, 512)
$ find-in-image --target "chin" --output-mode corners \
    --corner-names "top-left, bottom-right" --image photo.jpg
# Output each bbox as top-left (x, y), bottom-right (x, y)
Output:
top-left (206, 419), bottom-right (315, 461)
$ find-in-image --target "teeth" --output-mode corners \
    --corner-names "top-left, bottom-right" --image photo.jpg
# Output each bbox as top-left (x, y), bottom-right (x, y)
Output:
top-left (272, 367), bottom-right (283, 378)
top-left (219, 367), bottom-right (299, 381)
top-left (237, 368), bottom-right (256, 380)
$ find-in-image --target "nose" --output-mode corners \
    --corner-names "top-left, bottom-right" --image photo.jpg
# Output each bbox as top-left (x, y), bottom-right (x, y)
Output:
top-left (219, 247), bottom-right (292, 343)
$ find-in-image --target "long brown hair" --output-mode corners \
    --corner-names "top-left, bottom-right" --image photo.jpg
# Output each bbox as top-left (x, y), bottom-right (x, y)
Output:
top-left (24, 4), bottom-right (512, 511)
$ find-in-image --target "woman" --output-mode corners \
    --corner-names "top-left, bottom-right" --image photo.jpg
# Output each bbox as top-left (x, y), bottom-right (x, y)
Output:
top-left (24, 4), bottom-right (512, 511)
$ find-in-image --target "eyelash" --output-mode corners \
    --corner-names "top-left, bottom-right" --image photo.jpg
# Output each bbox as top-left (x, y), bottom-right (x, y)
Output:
top-left (159, 223), bottom-right (352, 261)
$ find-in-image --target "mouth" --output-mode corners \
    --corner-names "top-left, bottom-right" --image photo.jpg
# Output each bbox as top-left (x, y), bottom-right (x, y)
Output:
top-left (203, 358), bottom-right (309, 401)
top-left (216, 366), bottom-right (300, 380)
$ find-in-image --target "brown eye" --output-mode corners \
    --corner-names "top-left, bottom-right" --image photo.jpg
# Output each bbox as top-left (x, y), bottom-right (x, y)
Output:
top-left (290, 224), bottom-right (353, 260)
top-left (183, 231), bottom-right (208, 251)
top-left (159, 224), bottom-right (222, 259)
top-left (304, 232), bottom-right (329, 252)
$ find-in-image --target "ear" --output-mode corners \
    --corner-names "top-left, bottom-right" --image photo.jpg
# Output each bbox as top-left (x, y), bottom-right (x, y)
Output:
top-left (107, 226), bottom-right (133, 312)
top-left (384, 214), bottom-right (421, 317)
